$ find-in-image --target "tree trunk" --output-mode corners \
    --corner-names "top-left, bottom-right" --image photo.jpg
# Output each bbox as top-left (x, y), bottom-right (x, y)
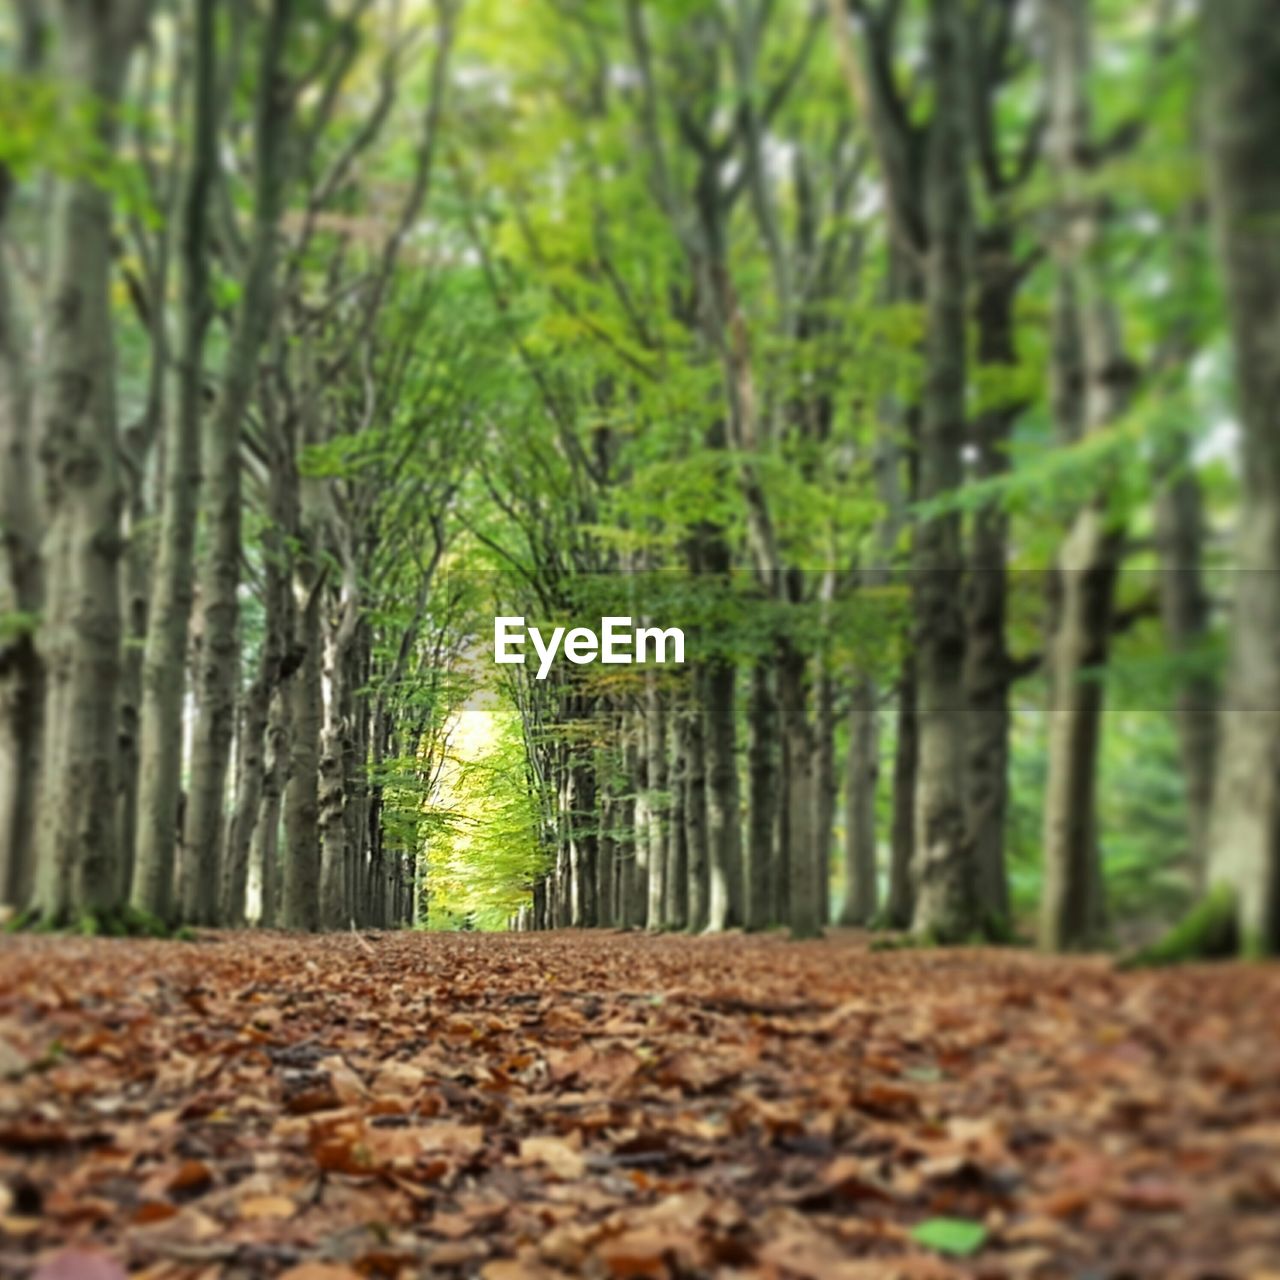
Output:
top-left (282, 587), bottom-right (321, 930)
top-left (644, 671), bottom-right (668, 929)
top-left (572, 757), bottom-right (598, 926)
top-left (1039, 0), bottom-right (1131, 951)
top-left (963, 231), bottom-right (1019, 931)
top-left (181, 0), bottom-right (293, 925)
top-left (597, 761), bottom-right (616, 927)
top-left (813, 663), bottom-right (837, 929)
top-left (0, 124), bottom-right (42, 909)
top-left (253, 689), bottom-right (288, 927)
top-left (704, 657), bottom-right (742, 931)
top-left (778, 639), bottom-right (819, 938)
top-left (886, 660), bottom-right (917, 928)
top-left (627, 724), bottom-right (648, 928)
top-left (744, 660), bottom-right (777, 929)
top-left (1154, 444), bottom-right (1217, 889)
top-left (319, 603), bottom-right (357, 930)
top-left (911, 0), bottom-right (976, 942)
top-left (1198, 0), bottom-right (1280, 953)
top-left (665, 702), bottom-right (688, 929)
top-left (684, 681), bottom-right (709, 931)
top-left (130, 0), bottom-right (210, 913)
top-left (31, 1), bottom-right (146, 925)
top-left (840, 676), bottom-right (879, 925)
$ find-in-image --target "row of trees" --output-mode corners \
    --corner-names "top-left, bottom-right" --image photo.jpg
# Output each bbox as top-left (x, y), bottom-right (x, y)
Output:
top-left (1, 0), bottom-right (1277, 956)
top-left (470, 0), bottom-right (1277, 955)
top-left (1, 0), bottom-right (473, 932)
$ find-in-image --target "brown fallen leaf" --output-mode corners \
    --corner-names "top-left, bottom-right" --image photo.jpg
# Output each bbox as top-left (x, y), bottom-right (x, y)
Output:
top-left (519, 1134), bottom-right (586, 1179)
top-left (597, 1229), bottom-right (674, 1280)
top-left (32, 1250), bottom-right (127, 1280)
top-left (238, 1194), bottom-right (297, 1220)
top-left (277, 1266), bottom-right (363, 1280)
top-left (168, 1159), bottom-right (213, 1194)
top-left (131, 1201), bottom-right (179, 1226)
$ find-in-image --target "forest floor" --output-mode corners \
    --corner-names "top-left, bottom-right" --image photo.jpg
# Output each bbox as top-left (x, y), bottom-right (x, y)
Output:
top-left (1, 932), bottom-right (1278, 1280)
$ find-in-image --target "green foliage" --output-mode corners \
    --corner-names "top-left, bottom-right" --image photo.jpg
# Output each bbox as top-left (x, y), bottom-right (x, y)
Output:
top-left (910, 1218), bottom-right (988, 1257)
top-left (421, 708), bottom-right (546, 930)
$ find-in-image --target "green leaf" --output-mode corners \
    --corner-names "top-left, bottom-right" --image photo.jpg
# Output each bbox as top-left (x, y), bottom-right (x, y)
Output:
top-left (909, 1218), bottom-right (988, 1257)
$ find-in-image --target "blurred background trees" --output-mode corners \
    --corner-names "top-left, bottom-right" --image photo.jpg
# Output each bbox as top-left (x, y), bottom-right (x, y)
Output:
top-left (0, 0), bottom-right (1274, 956)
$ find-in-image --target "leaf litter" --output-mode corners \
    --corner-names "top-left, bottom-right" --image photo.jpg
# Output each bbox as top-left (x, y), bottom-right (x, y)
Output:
top-left (0, 930), bottom-right (1278, 1278)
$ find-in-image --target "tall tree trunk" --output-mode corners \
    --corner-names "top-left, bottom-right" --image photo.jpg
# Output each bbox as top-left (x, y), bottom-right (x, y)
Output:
top-left (886, 660), bottom-right (917, 927)
top-left (1039, 0), bottom-right (1131, 951)
top-left (31, 1), bottom-right (146, 924)
top-left (683, 680), bottom-right (709, 931)
top-left (964, 231), bottom-right (1019, 931)
top-left (665, 703), bottom-right (688, 929)
top-left (597, 757), bottom-right (616, 927)
top-left (571, 756), bottom-right (598, 926)
top-left (221, 489), bottom-right (295, 925)
top-left (813, 663), bottom-right (837, 929)
top-left (253, 689), bottom-right (288, 927)
top-left (911, 0), bottom-right (977, 941)
top-left (1154, 441), bottom-right (1217, 889)
top-left (627, 723), bottom-right (648, 928)
top-left (132, 0), bottom-right (215, 920)
top-left (779, 639), bottom-right (819, 938)
top-left (0, 74), bottom-right (43, 909)
top-left (644, 671), bottom-right (668, 929)
top-left (745, 659), bottom-right (777, 929)
top-left (181, 0), bottom-right (293, 925)
top-left (840, 676), bottom-right (879, 925)
top-left (282, 587), bottom-right (321, 930)
top-left (319, 599), bottom-right (358, 930)
top-left (704, 657), bottom-right (742, 931)
top-left (1198, 0), bottom-right (1280, 953)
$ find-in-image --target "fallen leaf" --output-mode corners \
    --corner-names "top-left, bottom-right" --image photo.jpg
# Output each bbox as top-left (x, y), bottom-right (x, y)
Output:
top-left (519, 1135), bottom-right (586, 1179)
top-left (239, 1194), bottom-right (297, 1221)
top-left (33, 1250), bottom-right (127, 1280)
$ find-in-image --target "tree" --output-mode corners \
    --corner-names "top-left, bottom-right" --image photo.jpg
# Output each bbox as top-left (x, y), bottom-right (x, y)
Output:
top-left (1195, 0), bottom-right (1280, 955)
top-left (910, 0), bottom-right (978, 941)
top-left (30, 0), bottom-right (150, 927)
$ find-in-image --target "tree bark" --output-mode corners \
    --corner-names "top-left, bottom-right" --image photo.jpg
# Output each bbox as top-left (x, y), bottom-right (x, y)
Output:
top-left (1154, 441), bottom-right (1217, 889)
top-left (885, 661), bottom-right (917, 928)
top-left (282, 586), bottom-right (322, 930)
top-left (963, 231), bottom-right (1019, 930)
top-left (840, 676), bottom-right (879, 925)
top-left (319, 593), bottom-right (358, 930)
top-left (132, 0), bottom-right (216, 922)
top-left (813, 663), bottom-right (837, 929)
top-left (746, 658), bottom-right (778, 929)
top-left (665, 702), bottom-right (689, 929)
top-left (1199, 0), bottom-right (1280, 953)
top-left (911, 0), bottom-right (977, 941)
top-left (181, 0), bottom-right (293, 925)
top-left (779, 638), bottom-right (820, 938)
top-left (571, 756), bottom-right (598, 926)
top-left (253, 688), bottom-right (289, 927)
top-left (31, 1), bottom-right (147, 924)
top-left (1039, 0), bottom-right (1131, 951)
top-left (624, 725), bottom-right (647, 928)
top-left (0, 95), bottom-right (42, 909)
top-left (597, 759), bottom-right (616, 927)
top-left (684, 678), bottom-right (709, 931)
top-left (704, 657), bottom-right (742, 931)
top-left (644, 671), bottom-right (668, 929)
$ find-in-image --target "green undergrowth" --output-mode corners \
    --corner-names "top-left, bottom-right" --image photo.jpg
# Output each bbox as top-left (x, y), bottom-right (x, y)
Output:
top-left (1117, 883), bottom-right (1239, 968)
top-left (5, 905), bottom-right (196, 940)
